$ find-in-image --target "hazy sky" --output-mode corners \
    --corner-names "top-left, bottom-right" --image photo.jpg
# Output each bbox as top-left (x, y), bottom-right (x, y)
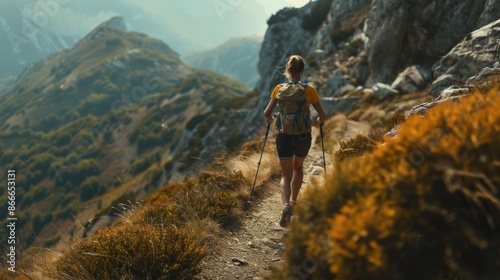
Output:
top-left (0, 0), bottom-right (311, 77)
top-left (1, 0), bottom-right (310, 51)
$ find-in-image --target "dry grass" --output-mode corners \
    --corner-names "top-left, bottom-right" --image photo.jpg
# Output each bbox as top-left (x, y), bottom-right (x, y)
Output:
top-left (0, 246), bottom-right (62, 280)
top-left (226, 151), bottom-right (280, 191)
top-left (358, 107), bottom-right (386, 125)
top-left (54, 200), bottom-right (218, 280)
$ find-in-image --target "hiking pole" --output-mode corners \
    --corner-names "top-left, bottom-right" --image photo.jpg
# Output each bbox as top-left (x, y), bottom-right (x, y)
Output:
top-left (247, 122), bottom-right (271, 207)
top-left (320, 124), bottom-right (326, 174)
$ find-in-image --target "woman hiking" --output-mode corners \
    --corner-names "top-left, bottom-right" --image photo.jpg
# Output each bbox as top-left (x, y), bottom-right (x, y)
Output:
top-left (264, 54), bottom-right (326, 227)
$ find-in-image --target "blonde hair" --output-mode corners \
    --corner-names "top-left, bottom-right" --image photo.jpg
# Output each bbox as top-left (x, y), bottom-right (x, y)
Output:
top-left (285, 55), bottom-right (305, 80)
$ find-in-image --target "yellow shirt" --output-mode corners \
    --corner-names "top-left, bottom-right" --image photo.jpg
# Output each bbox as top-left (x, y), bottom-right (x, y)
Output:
top-left (270, 83), bottom-right (320, 104)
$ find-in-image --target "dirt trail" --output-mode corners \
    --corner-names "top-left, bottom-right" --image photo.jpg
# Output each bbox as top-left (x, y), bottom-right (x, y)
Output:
top-left (196, 119), bottom-right (369, 279)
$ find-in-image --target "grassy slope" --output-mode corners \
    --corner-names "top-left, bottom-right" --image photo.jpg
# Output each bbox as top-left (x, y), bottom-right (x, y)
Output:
top-left (0, 24), bottom-right (253, 256)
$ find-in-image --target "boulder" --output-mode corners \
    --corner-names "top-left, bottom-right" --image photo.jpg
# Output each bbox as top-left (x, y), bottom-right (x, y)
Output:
top-left (407, 96), bottom-right (461, 117)
top-left (470, 61), bottom-right (500, 82)
top-left (430, 19), bottom-right (500, 97)
top-left (391, 65), bottom-right (430, 93)
top-left (326, 70), bottom-right (355, 97)
top-left (317, 97), bottom-right (361, 117)
top-left (372, 83), bottom-right (398, 100)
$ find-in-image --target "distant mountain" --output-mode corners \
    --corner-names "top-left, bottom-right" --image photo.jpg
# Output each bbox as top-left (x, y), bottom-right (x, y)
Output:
top-left (0, 1), bottom-right (80, 78)
top-left (0, 0), bottom-right (274, 79)
top-left (0, 17), bottom-right (255, 252)
top-left (0, 76), bottom-right (15, 95)
top-left (184, 36), bottom-right (263, 88)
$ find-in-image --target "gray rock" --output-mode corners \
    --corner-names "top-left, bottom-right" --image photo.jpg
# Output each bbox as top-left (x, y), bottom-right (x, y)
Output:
top-left (99, 16), bottom-right (128, 32)
top-left (478, 0), bottom-right (500, 27)
top-left (407, 96), bottom-right (461, 117)
top-left (371, 83), bottom-right (398, 100)
top-left (438, 86), bottom-right (470, 99)
top-left (253, 0), bottom-right (499, 133)
top-left (326, 70), bottom-right (355, 97)
top-left (471, 61), bottom-right (500, 82)
top-left (391, 65), bottom-right (430, 93)
top-left (254, 0), bottom-right (370, 123)
top-left (363, 0), bottom-right (500, 85)
top-left (385, 125), bottom-right (401, 139)
top-left (231, 258), bottom-right (249, 266)
top-left (319, 97), bottom-right (362, 116)
top-left (430, 19), bottom-right (500, 97)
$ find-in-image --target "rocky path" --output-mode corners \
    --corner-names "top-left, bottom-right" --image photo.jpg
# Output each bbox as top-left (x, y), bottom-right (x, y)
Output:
top-left (196, 119), bottom-right (369, 279)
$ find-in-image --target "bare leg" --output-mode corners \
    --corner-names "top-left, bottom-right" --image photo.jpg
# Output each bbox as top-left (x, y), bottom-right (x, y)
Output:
top-left (290, 157), bottom-right (306, 203)
top-left (279, 159), bottom-right (293, 205)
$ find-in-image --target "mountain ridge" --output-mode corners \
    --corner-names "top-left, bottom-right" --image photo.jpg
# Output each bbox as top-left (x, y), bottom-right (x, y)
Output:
top-left (184, 35), bottom-right (263, 88)
top-left (0, 16), bottom-right (255, 255)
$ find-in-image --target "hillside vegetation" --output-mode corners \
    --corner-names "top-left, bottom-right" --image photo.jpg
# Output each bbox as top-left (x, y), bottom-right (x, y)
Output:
top-left (269, 85), bottom-right (500, 279)
top-left (2, 132), bottom-right (280, 280)
top-left (0, 17), bottom-right (254, 255)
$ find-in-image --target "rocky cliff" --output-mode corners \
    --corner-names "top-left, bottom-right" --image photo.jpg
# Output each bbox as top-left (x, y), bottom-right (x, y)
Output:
top-left (254, 0), bottom-right (500, 120)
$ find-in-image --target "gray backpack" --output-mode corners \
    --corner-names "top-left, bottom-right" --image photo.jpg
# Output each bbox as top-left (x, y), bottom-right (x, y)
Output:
top-left (275, 82), bottom-right (311, 135)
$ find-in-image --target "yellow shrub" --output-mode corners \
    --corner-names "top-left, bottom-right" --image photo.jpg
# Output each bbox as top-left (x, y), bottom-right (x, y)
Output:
top-left (55, 223), bottom-right (207, 279)
top-left (334, 134), bottom-right (377, 163)
top-left (176, 171), bottom-right (247, 228)
top-left (270, 90), bottom-right (500, 279)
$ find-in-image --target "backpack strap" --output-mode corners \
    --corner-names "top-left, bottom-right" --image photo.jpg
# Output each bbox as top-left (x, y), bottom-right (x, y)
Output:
top-left (297, 82), bottom-right (309, 141)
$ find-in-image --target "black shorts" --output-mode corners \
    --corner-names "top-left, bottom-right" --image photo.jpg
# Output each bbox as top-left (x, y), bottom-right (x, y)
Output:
top-left (276, 132), bottom-right (312, 160)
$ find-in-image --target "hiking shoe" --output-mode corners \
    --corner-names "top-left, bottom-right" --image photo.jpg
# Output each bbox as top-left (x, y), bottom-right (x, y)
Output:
top-left (279, 205), bottom-right (292, 228)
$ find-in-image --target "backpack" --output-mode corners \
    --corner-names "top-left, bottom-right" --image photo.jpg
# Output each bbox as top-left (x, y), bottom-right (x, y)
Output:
top-left (275, 82), bottom-right (311, 135)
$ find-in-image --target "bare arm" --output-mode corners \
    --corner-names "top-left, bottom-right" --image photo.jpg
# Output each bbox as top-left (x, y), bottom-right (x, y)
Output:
top-left (264, 99), bottom-right (277, 123)
top-left (312, 101), bottom-right (326, 125)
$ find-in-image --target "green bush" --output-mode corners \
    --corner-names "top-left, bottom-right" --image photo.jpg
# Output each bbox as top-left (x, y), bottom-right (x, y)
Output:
top-left (39, 114), bottom-right (61, 132)
top-left (105, 37), bottom-right (123, 47)
top-left (0, 148), bottom-right (15, 165)
top-left (178, 77), bottom-right (200, 93)
top-left (131, 153), bottom-right (161, 175)
top-left (32, 212), bottom-right (53, 234)
top-left (188, 137), bottom-right (203, 147)
top-left (26, 169), bottom-right (44, 186)
top-left (28, 152), bottom-right (56, 174)
top-left (270, 90), bottom-right (500, 279)
top-left (74, 159), bottom-right (101, 183)
top-left (79, 93), bottom-right (115, 116)
top-left (79, 176), bottom-right (106, 202)
top-left (92, 78), bottom-right (120, 94)
top-left (186, 114), bottom-right (209, 130)
top-left (137, 132), bottom-right (162, 154)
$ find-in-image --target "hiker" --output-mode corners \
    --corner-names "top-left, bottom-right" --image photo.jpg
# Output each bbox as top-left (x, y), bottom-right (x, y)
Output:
top-left (264, 54), bottom-right (326, 227)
